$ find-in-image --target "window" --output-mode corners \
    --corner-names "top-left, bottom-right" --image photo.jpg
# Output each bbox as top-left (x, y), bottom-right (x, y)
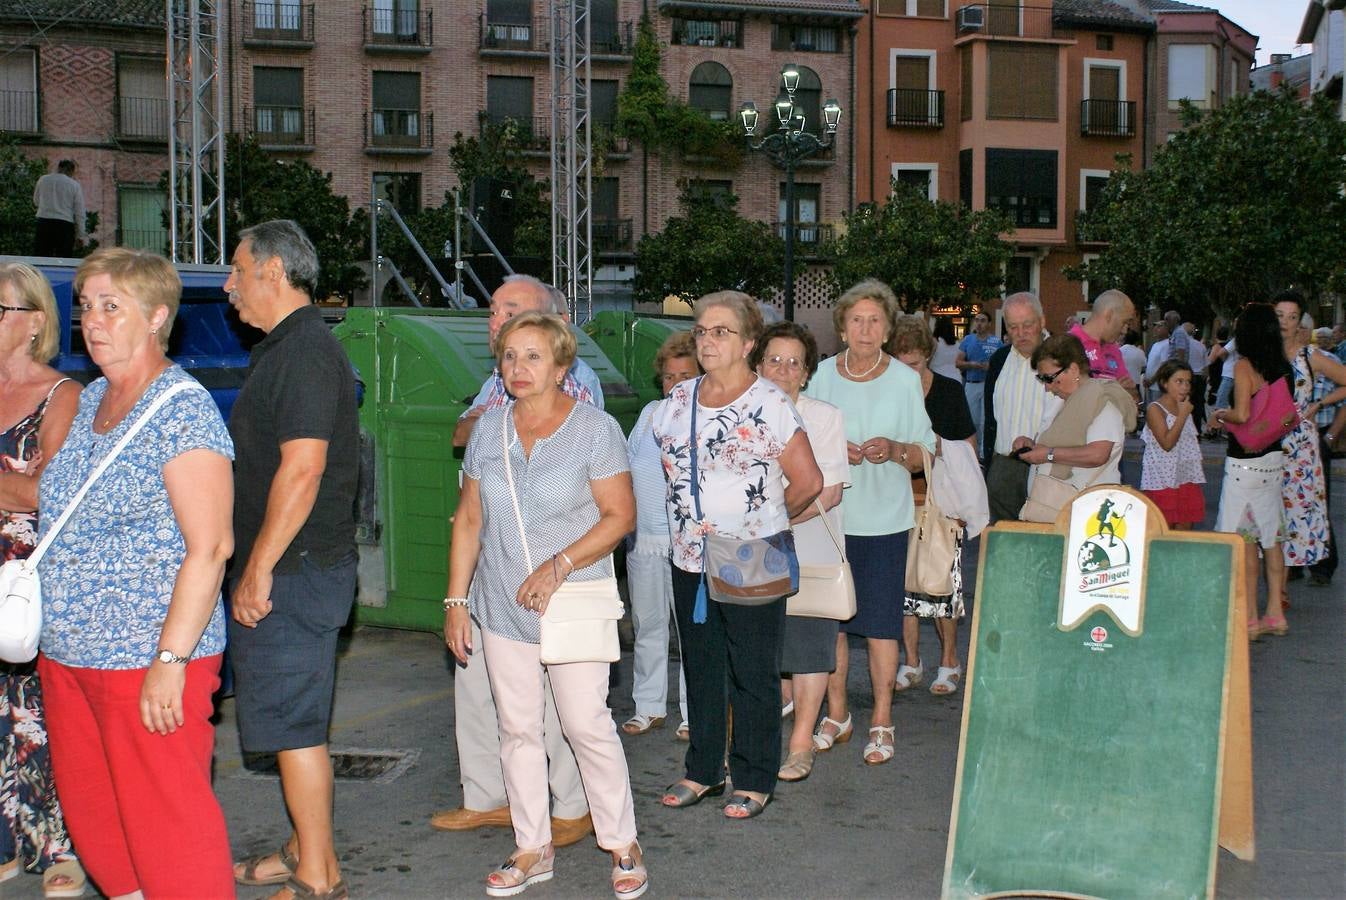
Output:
top-left (1085, 61), bottom-right (1124, 102)
top-left (893, 163), bottom-right (938, 201)
top-left (372, 71), bottom-right (421, 142)
top-left (591, 0), bottom-right (621, 53)
top-left (1082, 59), bottom-right (1130, 134)
top-left (985, 148), bottom-right (1057, 228)
top-left (875, 0), bottom-right (945, 14)
top-left (772, 25), bottom-right (841, 53)
top-left (892, 53), bottom-right (933, 92)
top-left (1080, 252), bottom-right (1103, 301)
top-left (960, 48), bottom-right (973, 121)
top-left (591, 79), bottom-right (619, 129)
top-left (373, 172), bottom-right (420, 217)
top-left (486, 75), bottom-right (534, 126)
top-left (486, 0), bottom-right (530, 22)
top-left (890, 51), bottom-right (939, 126)
top-left (792, 66), bottom-right (822, 135)
top-left (117, 185), bottom-right (168, 253)
top-left (1168, 44), bottom-right (1215, 108)
top-left (1079, 170), bottom-right (1109, 212)
top-left (689, 62), bottom-right (732, 121)
top-left (372, 0), bottom-right (419, 40)
top-left (117, 55), bottom-right (167, 139)
top-left (988, 44), bottom-right (1057, 119)
top-left (0, 48), bottom-right (37, 132)
top-left (253, 67), bottom-right (304, 141)
top-left (686, 179), bottom-right (733, 209)
top-left (1096, 34), bottom-right (1113, 51)
top-left (671, 18), bottom-right (740, 48)
top-left (779, 182), bottom-right (821, 242)
top-left (594, 177), bottom-right (619, 221)
top-left (1004, 254), bottom-right (1038, 298)
top-left (254, 0), bottom-right (302, 33)
top-left (959, 148), bottom-right (973, 207)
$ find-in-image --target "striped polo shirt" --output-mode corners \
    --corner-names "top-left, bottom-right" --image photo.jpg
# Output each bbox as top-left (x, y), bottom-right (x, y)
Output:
top-left (993, 348), bottom-right (1062, 455)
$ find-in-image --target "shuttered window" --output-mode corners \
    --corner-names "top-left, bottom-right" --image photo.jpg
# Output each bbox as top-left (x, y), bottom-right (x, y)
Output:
top-left (987, 44), bottom-right (1057, 119)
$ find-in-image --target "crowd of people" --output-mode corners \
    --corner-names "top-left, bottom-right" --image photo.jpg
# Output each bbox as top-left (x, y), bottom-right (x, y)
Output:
top-left (0, 225), bottom-right (1340, 899)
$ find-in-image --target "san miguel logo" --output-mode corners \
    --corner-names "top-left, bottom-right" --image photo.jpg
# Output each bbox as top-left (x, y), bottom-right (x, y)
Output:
top-left (1061, 489), bottom-right (1147, 637)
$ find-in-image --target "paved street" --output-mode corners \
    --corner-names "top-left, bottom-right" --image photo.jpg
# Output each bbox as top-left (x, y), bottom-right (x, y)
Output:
top-left (10, 445), bottom-right (1343, 899)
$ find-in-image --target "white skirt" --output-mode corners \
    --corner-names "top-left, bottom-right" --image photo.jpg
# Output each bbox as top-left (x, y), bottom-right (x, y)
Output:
top-left (1215, 452), bottom-right (1285, 549)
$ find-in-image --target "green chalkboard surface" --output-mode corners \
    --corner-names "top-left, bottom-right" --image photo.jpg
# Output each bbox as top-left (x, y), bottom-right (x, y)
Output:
top-left (943, 529), bottom-right (1236, 900)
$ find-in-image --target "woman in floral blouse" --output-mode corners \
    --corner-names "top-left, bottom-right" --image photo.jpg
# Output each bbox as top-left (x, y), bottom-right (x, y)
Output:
top-left (653, 291), bottom-right (822, 820)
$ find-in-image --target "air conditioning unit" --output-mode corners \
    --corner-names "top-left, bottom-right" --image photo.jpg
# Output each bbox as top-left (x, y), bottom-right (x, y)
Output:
top-left (957, 5), bottom-right (985, 31)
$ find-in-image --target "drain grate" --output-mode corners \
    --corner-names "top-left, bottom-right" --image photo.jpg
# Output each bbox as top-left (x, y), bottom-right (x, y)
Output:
top-left (236, 747), bottom-right (420, 785)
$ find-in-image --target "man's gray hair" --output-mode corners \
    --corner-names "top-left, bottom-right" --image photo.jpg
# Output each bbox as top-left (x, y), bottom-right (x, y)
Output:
top-left (239, 219), bottom-right (319, 297)
top-left (1003, 291), bottom-right (1042, 320)
top-left (500, 273), bottom-right (563, 314)
top-left (1163, 309), bottom-right (1182, 328)
top-left (1315, 326), bottom-right (1334, 344)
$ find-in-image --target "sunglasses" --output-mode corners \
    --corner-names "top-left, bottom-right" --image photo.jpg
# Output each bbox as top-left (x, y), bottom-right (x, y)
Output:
top-left (1035, 367), bottom-right (1066, 385)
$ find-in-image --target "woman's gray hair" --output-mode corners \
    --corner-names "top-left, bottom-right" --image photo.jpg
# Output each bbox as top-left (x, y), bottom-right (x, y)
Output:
top-left (239, 219), bottom-right (320, 297)
top-left (833, 279), bottom-right (901, 343)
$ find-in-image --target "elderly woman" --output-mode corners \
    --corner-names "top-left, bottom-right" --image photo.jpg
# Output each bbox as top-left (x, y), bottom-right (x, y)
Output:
top-left (622, 331), bottom-right (698, 737)
top-left (443, 311), bottom-right (646, 898)
top-left (889, 316), bottom-right (979, 697)
top-left (653, 292), bottom-right (822, 819)
top-left (805, 280), bottom-right (934, 766)
top-left (0, 264), bottom-right (83, 898)
top-left (1210, 304), bottom-right (1296, 637)
top-left (1012, 334), bottom-right (1136, 514)
top-left (36, 248), bottom-right (236, 896)
top-left (748, 320), bottom-right (848, 783)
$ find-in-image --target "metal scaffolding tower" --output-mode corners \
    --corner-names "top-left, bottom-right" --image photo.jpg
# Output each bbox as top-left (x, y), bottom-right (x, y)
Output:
top-left (167, 0), bottom-right (226, 265)
top-left (550, 0), bottom-right (593, 321)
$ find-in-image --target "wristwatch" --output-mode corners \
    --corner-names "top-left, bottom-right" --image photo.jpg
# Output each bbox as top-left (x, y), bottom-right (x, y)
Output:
top-left (1046, 448), bottom-right (1056, 463)
top-left (156, 649), bottom-right (189, 665)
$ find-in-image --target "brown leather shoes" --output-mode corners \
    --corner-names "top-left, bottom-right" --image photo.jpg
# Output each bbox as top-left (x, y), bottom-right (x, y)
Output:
top-left (429, 805), bottom-right (512, 831)
top-left (550, 813), bottom-right (594, 848)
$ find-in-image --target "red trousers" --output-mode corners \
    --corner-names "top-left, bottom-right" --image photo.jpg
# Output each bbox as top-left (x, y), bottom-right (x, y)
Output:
top-left (37, 654), bottom-right (233, 899)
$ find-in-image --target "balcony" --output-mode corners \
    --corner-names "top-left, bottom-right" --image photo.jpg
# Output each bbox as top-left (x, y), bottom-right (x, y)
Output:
top-left (594, 219), bottom-right (633, 254)
top-left (241, 2), bottom-right (314, 47)
top-left (116, 96), bottom-right (168, 142)
top-left (671, 20), bottom-right (741, 49)
top-left (1074, 208), bottom-right (1108, 247)
top-left (777, 221), bottom-right (835, 250)
top-left (364, 109), bottom-right (433, 154)
top-left (0, 89), bottom-right (39, 134)
top-left (363, 6), bottom-right (433, 53)
top-left (479, 15), bottom-right (633, 57)
top-left (955, 3), bottom-right (1061, 40)
top-left (480, 113), bottom-right (550, 154)
top-left (1080, 99), bottom-right (1136, 138)
top-left (887, 88), bottom-right (945, 128)
top-left (247, 105), bottom-right (315, 151)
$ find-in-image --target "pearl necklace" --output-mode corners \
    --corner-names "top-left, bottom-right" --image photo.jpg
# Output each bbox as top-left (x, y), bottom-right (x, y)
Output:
top-left (843, 348), bottom-right (882, 380)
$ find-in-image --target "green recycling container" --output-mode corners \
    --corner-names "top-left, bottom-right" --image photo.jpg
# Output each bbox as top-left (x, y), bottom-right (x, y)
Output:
top-left (582, 311), bottom-right (693, 418)
top-left (335, 307), bottom-right (638, 632)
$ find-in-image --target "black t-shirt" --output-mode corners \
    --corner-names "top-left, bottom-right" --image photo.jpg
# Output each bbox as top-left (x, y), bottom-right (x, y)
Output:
top-left (229, 304), bottom-right (358, 575)
top-left (926, 372), bottom-right (976, 442)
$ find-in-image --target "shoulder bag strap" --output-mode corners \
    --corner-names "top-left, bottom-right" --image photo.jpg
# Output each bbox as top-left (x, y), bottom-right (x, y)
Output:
top-left (687, 377), bottom-right (703, 524)
top-left (27, 380), bottom-right (201, 569)
top-left (811, 496), bottom-right (846, 562)
top-left (500, 410), bottom-right (535, 574)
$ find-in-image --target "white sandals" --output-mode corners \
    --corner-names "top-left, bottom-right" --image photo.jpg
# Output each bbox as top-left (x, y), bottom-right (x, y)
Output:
top-left (863, 725), bottom-right (895, 765)
top-left (811, 713), bottom-right (853, 751)
top-left (894, 662), bottom-right (924, 691)
top-left (620, 714), bottom-right (666, 735)
top-left (930, 665), bottom-right (963, 696)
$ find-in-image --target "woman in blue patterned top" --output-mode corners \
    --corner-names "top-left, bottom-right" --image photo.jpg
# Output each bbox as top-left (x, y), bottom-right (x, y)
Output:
top-left (444, 312), bottom-right (646, 899)
top-left (36, 248), bottom-right (236, 897)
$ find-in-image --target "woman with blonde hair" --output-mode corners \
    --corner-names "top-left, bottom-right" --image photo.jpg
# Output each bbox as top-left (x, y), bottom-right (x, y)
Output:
top-left (0, 263), bottom-right (84, 898)
top-left (805, 280), bottom-right (934, 766)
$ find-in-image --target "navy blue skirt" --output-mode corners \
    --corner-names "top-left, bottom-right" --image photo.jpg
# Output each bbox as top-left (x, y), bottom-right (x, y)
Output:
top-left (842, 531), bottom-right (909, 640)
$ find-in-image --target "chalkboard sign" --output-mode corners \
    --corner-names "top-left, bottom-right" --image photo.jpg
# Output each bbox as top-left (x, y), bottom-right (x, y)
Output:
top-left (943, 487), bottom-right (1252, 900)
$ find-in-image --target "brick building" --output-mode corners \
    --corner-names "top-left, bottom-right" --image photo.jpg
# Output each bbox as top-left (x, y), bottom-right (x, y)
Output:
top-left (0, 0), bottom-right (170, 252)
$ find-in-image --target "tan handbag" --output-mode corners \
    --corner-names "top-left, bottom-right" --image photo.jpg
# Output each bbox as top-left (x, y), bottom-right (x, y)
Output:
top-left (905, 446), bottom-right (961, 597)
top-left (786, 498), bottom-right (857, 620)
top-left (1018, 460), bottom-right (1107, 524)
top-left (501, 413), bottom-right (622, 665)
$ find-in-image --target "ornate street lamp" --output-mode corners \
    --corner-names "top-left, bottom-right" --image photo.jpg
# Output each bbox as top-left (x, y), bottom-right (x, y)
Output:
top-left (739, 65), bottom-right (842, 321)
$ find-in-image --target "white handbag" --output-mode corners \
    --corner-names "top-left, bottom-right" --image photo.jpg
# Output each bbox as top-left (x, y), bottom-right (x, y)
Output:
top-left (0, 381), bottom-right (203, 663)
top-left (786, 498), bottom-right (856, 620)
top-left (501, 412), bottom-right (623, 665)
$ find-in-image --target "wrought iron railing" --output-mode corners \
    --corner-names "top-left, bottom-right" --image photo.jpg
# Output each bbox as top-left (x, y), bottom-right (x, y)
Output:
top-left (776, 222), bottom-right (835, 246)
top-left (366, 109), bottom-right (433, 149)
top-left (364, 5), bottom-right (433, 48)
top-left (671, 18), bottom-right (741, 48)
top-left (242, 2), bottom-right (314, 43)
top-left (887, 88), bottom-right (945, 127)
top-left (1080, 99), bottom-right (1136, 137)
top-left (247, 105), bottom-right (315, 146)
top-left (480, 15), bottom-right (633, 55)
top-left (593, 219), bottom-right (633, 253)
top-left (117, 96), bottom-right (168, 140)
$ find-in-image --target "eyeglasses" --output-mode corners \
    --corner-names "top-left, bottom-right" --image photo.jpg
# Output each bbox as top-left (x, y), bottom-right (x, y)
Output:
top-left (764, 355), bottom-right (804, 371)
top-left (1035, 367), bottom-right (1065, 385)
top-left (0, 305), bottom-right (36, 323)
top-left (691, 325), bottom-right (739, 342)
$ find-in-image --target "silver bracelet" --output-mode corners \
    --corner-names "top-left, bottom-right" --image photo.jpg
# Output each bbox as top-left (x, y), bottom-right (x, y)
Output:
top-left (443, 597), bottom-right (469, 611)
top-left (559, 550), bottom-right (575, 573)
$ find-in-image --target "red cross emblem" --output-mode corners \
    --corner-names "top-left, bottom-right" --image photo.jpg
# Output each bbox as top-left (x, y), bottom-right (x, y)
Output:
top-left (1090, 626), bottom-right (1108, 643)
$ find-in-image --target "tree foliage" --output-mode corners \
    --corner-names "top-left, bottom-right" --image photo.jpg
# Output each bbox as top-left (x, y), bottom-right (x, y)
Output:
top-left (632, 187), bottom-right (784, 307)
top-left (0, 140), bottom-right (97, 256)
top-left (1071, 89), bottom-right (1346, 319)
top-left (616, 15), bottom-right (742, 168)
top-left (220, 134), bottom-right (366, 300)
top-left (827, 181), bottom-right (1014, 311)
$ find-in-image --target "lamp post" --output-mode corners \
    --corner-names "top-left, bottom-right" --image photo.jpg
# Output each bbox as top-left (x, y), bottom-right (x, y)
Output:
top-left (739, 64), bottom-right (842, 321)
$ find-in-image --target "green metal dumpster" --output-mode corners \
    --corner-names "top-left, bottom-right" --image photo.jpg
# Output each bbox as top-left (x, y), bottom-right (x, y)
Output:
top-left (583, 311), bottom-right (693, 415)
top-left (335, 307), bottom-right (638, 632)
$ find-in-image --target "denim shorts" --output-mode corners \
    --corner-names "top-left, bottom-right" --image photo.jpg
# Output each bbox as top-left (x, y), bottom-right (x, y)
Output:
top-left (228, 552), bottom-right (356, 753)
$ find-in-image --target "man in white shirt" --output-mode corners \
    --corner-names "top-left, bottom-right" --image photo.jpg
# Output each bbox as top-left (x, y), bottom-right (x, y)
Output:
top-left (1183, 322), bottom-right (1208, 431)
top-left (32, 159), bottom-right (85, 257)
top-left (983, 292), bottom-right (1063, 522)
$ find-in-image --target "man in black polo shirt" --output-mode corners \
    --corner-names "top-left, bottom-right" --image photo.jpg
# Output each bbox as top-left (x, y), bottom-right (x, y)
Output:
top-left (223, 219), bottom-right (358, 898)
